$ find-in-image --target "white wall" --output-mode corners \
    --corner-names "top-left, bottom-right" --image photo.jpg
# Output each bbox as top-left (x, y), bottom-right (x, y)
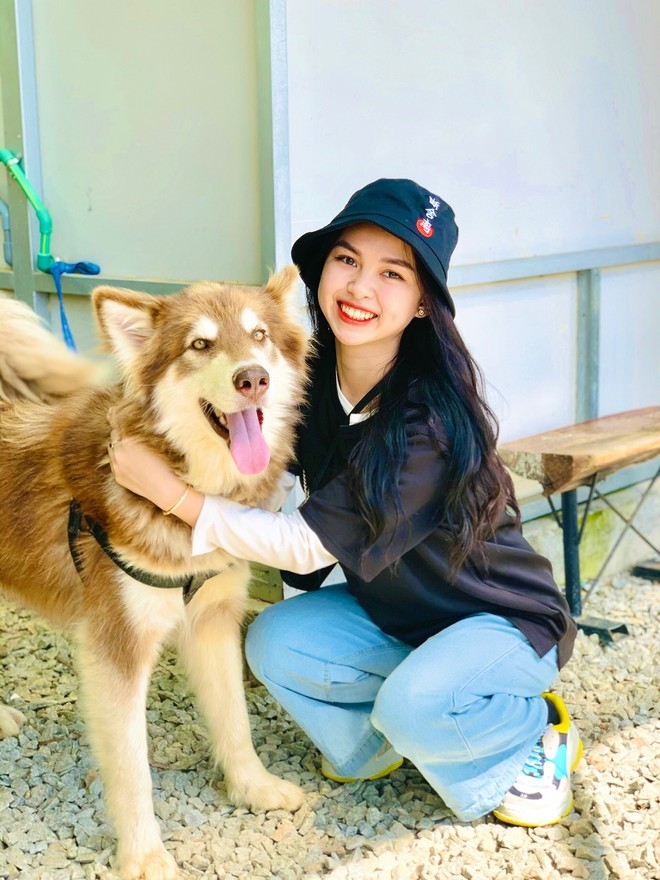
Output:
top-left (3, 0), bottom-right (658, 434)
top-left (283, 0), bottom-right (660, 439)
top-left (455, 275), bottom-right (576, 441)
top-left (600, 263), bottom-right (660, 416)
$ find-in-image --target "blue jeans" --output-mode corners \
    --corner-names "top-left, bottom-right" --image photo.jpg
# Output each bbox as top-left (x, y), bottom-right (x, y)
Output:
top-left (245, 583), bottom-right (559, 821)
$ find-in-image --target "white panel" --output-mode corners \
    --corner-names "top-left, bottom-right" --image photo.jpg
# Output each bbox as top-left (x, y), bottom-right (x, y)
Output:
top-left (599, 263), bottom-right (660, 415)
top-left (285, 0), bottom-right (660, 437)
top-left (287, 0), bottom-right (659, 263)
top-left (30, 0), bottom-right (262, 283)
top-left (455, 276), bottom-right (576, 442)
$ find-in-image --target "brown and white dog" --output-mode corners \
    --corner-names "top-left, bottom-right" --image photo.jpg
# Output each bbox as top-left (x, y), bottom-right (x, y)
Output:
top-left (0, 267), bottom-right (309, 880)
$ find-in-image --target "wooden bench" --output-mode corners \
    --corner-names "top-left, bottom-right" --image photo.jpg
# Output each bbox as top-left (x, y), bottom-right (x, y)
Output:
top-left (499, 406), bottom-right (660, 637)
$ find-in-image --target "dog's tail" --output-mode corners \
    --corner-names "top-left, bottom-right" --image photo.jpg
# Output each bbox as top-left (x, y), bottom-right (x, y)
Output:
top-left (0, 294), bottom-right (101, 403)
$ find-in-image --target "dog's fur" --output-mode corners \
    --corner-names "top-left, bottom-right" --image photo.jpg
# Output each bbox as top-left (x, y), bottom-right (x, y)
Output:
top-left (0, 267), bottom-right (309, 880)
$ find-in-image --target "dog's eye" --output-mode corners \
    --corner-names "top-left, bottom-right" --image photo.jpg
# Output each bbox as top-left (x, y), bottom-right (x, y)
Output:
top-left (253, 329), bottom-right (267, 342)
top-left (191, 338), bottom-right (209, 350)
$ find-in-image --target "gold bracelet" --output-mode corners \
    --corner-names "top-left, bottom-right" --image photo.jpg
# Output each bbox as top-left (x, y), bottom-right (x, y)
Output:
top-left (162, 484), bottom-right (191, 516)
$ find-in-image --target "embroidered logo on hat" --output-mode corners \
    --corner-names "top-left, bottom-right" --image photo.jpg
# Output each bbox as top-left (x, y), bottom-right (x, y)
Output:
top-left (416, 218), bottom-right (434, 238)
top-left (415, 195), bottom-right (442, 238)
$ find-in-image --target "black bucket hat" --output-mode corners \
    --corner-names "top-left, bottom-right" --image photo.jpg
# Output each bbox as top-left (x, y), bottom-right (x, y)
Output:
top-left (291, 178), bottom-right (459, 316)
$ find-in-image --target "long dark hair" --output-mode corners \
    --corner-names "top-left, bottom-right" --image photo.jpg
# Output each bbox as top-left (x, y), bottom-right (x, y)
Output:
top-left (305, 252), bottom-right (520, 576)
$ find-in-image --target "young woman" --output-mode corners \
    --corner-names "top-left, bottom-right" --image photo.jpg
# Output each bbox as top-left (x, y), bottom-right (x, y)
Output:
top-left (109, 178), bottom-right (581, 827)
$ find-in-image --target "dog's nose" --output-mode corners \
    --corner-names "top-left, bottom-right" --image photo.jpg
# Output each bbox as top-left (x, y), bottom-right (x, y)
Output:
top-left (233, 365), bottom-right (270, 401)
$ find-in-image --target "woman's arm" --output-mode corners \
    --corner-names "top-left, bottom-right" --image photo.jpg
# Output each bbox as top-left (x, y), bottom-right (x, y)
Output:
top-left (108, 437), bottom-right (337, 573)
top-left (192, 494), bottom-right (337, 571)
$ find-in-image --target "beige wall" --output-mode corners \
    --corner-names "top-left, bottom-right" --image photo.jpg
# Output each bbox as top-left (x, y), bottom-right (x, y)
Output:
top-left (29, 0), bottom-right (264, 285)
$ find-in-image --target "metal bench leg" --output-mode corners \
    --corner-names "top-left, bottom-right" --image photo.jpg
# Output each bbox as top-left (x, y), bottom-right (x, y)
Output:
top-left (561, 490), bottom-right (582, 616)
top-left (557, 487), bottom-right (629, 644)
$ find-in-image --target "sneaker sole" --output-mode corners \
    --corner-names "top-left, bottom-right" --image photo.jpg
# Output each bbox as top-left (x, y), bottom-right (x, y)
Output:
top-left (492, 736), bottom-right (584, 827)
top-left (493, 793), bottom-right (575, 828)
top-left (321, 758), bottom-right (404, 784)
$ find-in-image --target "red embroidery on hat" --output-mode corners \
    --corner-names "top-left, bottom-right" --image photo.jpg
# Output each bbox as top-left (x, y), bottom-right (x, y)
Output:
top-left (416, 218), bottom-right (434, 238)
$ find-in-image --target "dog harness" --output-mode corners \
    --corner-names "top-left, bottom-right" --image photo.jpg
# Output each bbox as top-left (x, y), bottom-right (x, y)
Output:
top-left (67, 500), bottom-right (221, 604)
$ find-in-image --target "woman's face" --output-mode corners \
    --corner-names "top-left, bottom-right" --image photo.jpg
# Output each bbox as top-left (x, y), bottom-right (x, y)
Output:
top-left (317, 223), bottom-right (424, 361)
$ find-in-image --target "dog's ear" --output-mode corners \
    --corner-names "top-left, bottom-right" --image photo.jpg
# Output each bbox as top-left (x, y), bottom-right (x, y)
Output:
top-left (262, 265), bottom-right (302, 320)
top-left (92, 287), bottom-right (161, 370)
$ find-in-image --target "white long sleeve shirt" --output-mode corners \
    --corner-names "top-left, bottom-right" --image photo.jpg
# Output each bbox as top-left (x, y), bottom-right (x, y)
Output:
top-left (191, 493), bottom-right (337, 573)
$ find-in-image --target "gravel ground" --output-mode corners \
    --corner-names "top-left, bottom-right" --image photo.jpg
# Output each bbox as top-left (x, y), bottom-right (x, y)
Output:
top-left (1, 570), bottom-right (659, 880)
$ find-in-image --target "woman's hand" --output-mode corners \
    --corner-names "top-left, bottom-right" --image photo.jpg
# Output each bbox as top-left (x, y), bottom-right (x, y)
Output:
top-left (108, 435), bottom-right (176, 505)
top-left (108, 432), bottom-right (204, 527)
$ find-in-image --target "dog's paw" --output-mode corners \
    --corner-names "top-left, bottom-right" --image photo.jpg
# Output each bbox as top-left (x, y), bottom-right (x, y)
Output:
top-left (230, 772), bottom-right (305, 812)
top-left (0, 705), bottom-right (26, 739)
top-left (117, 846), bottom-right (179, 880)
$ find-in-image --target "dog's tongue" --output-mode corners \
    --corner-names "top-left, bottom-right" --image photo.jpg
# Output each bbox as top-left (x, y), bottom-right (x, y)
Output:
top-left (225, 408), bottom-right (270, 475)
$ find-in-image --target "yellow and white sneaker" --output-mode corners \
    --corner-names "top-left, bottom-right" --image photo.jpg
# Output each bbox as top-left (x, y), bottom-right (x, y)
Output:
top-left (493, 692), bottom-right (583, 827)
top-left (321, 742), bottom-right (403, 783)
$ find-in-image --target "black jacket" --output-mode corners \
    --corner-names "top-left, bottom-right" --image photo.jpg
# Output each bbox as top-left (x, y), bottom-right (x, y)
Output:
top-left (285, 353), bottom-right (576, 668)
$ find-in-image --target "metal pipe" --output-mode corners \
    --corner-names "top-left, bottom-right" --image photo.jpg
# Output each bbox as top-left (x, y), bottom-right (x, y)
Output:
top-left (0, 147), bottom-right (53, 270)
top-left (0, 196), bottom-right (11, 265)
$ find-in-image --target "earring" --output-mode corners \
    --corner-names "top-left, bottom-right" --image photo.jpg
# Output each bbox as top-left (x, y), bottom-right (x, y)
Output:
top-left (417, 306), bottom-right (426, 317)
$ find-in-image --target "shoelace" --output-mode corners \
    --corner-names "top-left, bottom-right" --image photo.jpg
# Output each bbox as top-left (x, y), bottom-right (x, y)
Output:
top-left (521, 734), bottom-right (547, 779)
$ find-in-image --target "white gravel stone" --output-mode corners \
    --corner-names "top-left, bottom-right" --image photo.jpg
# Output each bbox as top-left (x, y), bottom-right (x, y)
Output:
top-left (1, 571), bottom-right (659, 879)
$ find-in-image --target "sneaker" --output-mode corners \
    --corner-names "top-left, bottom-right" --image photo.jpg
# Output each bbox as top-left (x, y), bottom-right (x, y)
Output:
top-left (493, 692), bottom-right (583, 827)
top-left (321, 742), bottom-right (403, 783)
